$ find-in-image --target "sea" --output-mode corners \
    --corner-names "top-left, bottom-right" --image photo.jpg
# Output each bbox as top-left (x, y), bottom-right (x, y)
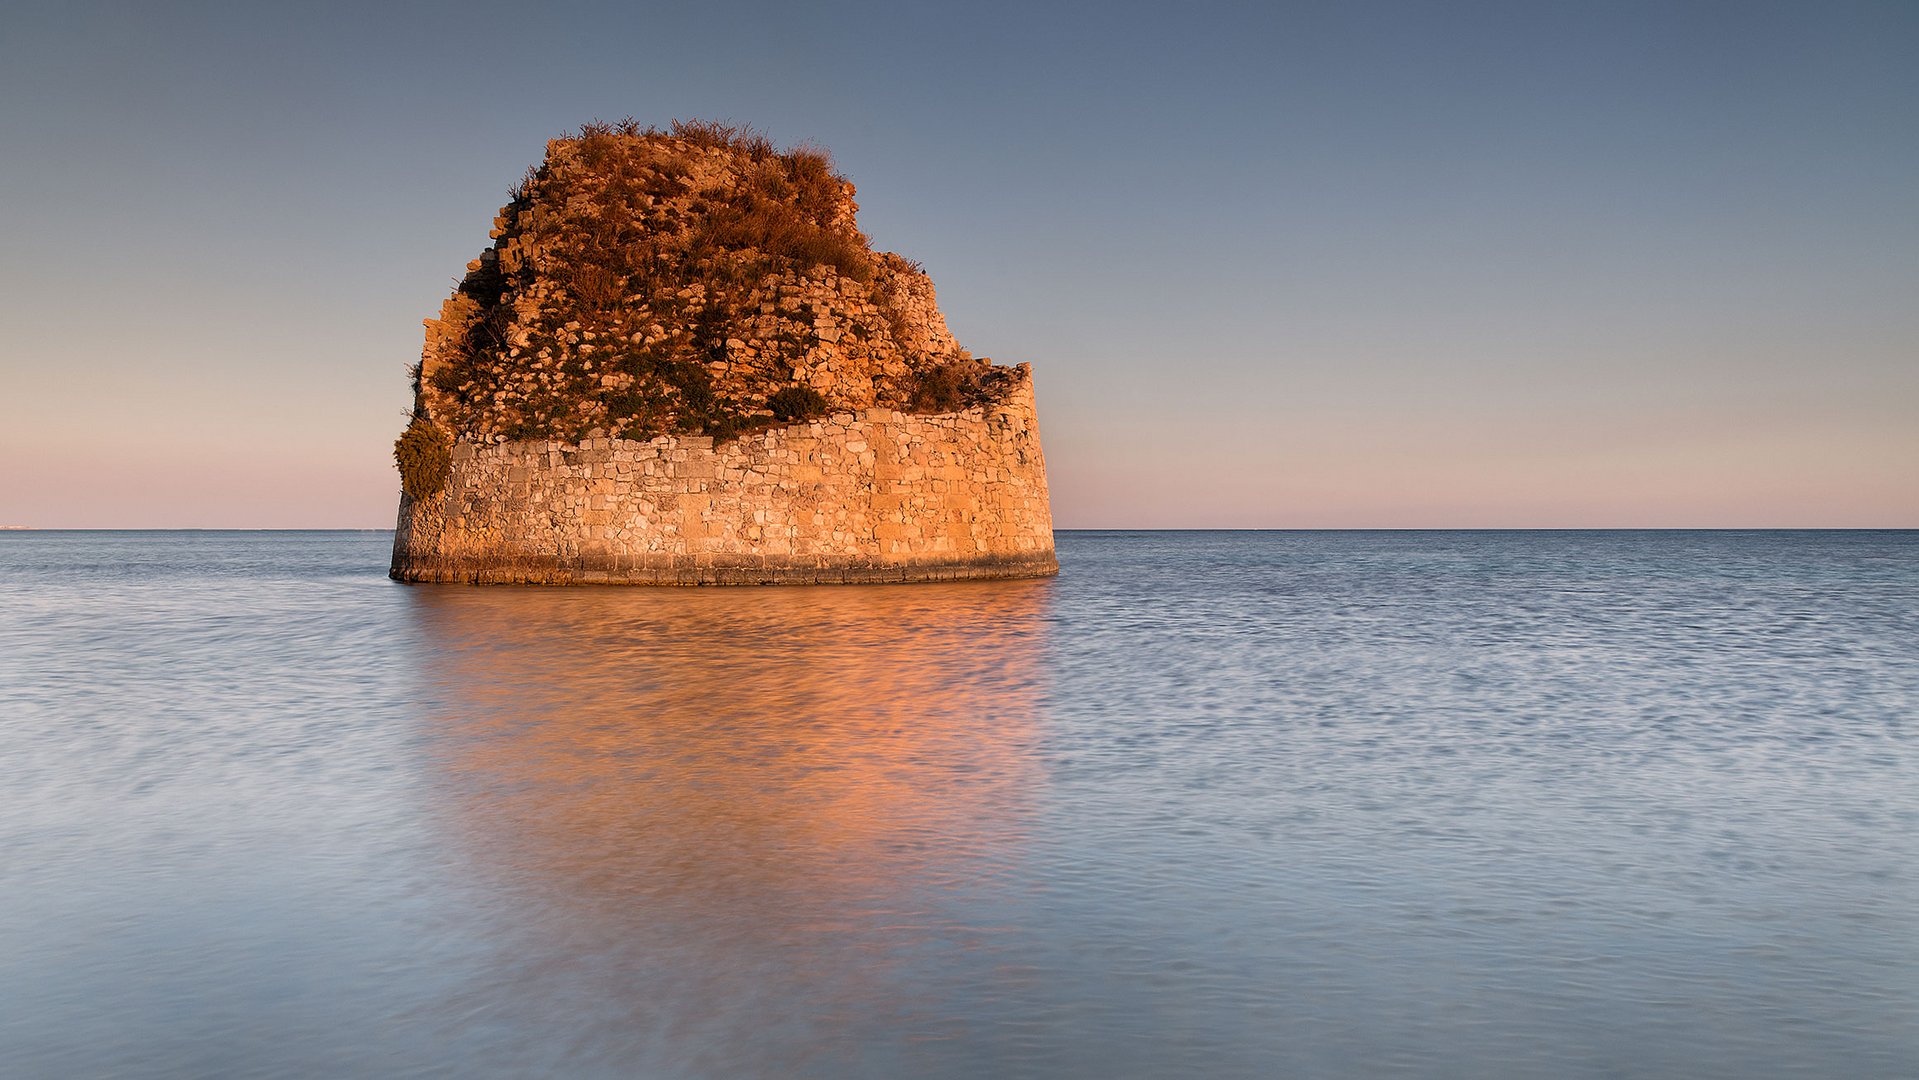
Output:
top-left (1, 530), bottom-right (1914, 1079)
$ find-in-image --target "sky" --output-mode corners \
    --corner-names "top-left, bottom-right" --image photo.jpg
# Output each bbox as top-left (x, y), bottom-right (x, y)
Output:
top-left (1, 0), bottom-right (1914, 528)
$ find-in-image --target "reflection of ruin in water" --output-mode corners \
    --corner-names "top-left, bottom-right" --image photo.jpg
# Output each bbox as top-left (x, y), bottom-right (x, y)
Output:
top-left (402, 580), bottom-right (1052, 1072)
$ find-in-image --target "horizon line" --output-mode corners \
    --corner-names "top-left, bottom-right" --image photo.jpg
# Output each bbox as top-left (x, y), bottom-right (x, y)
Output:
top-left (4, 527), bottom-right (1915, 534)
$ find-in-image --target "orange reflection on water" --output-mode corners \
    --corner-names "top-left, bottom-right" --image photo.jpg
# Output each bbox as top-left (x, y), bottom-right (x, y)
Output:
top-left (401, 579), bottom-right (1053, 1070)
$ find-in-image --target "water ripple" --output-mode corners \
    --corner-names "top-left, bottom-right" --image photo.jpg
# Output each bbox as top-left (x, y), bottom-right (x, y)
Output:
top-left (0, 530), bottom-right (1914, 1078)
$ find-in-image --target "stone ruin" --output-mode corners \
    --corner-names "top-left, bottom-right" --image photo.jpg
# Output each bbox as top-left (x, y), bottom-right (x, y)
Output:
top-left (390, 120), bottom-right (1055, 584)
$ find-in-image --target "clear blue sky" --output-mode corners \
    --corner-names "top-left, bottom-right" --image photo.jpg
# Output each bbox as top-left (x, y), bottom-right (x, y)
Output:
top-left (3, 0), bottom-right (1914, 527)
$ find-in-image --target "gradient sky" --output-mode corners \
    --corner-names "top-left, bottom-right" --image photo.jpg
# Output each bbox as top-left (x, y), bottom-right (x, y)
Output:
top-left (2, 0), bottom-right (1914, 527)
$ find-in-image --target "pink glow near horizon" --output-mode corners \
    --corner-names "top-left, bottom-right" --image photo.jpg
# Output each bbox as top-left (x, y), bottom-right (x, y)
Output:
top-left (1, 4), bottom-right (1914, 529)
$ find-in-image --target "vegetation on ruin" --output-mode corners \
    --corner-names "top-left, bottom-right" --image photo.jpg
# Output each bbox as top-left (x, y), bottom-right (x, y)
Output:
top-left (407, 118), bottom-right (1009, 450)
top-left (395, 415), bottom-right (452, 500)
top-left (765, 385), bottom-right (829, 422)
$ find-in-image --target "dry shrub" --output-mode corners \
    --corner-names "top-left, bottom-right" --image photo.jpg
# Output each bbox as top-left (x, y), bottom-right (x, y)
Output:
top-left (695, 160), bottom-right (872, 282)
top-left (766, 385), bottom-right (828, 423)
top-left (910, 359), bottom-right (982, 413)
top-left (395, 416), bottom-right (452, 500)
top-left (557, 262), bottom-right (623, 311)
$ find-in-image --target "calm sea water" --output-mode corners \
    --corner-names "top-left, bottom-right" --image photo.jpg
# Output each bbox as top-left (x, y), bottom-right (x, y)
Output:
top-left (1, 530), bottom-right (1914, 1078)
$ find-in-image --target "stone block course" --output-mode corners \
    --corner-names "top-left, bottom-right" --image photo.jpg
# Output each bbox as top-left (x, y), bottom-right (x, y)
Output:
top-left (392, 366), bottom-right (1055, 584)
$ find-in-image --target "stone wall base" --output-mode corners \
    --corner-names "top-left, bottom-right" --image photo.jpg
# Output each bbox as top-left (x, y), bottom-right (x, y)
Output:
top-left (390, 550), bottom-right (1058, 586)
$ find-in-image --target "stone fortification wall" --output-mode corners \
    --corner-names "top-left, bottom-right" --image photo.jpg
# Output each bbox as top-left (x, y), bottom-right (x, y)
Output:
top-left (391, 366), bottom-right (1055, 584)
